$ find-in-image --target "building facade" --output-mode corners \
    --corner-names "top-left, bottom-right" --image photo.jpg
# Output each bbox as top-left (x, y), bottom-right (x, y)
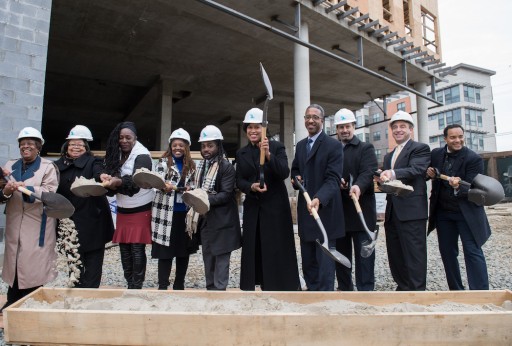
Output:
top-left (426, 63), bottom-right (497, 152)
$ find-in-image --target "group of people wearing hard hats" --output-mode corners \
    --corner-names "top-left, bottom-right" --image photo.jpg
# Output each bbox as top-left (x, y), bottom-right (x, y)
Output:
top-left (0, 103), bottom-right (491, 307)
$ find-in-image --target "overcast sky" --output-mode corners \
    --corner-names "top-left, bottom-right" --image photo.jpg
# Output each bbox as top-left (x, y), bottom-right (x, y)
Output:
top-left (437, 1), bottom-right (512, 151)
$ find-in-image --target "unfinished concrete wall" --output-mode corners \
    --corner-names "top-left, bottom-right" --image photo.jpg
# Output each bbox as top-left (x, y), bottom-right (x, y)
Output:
top-left (0, 0), bottom-right (52, 262)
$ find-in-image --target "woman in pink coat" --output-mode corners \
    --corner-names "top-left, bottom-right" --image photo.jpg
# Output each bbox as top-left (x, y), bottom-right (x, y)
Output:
top-left (0, 127), bottom-right (59, 313)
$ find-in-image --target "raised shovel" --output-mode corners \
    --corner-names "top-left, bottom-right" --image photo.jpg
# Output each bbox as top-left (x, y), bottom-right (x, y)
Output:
top-left (294, 177), bottom-right (351, 268)
top-left (258, 62), bottom-right (273, 188)
top-left (348, 175), bottom-right (378, 258)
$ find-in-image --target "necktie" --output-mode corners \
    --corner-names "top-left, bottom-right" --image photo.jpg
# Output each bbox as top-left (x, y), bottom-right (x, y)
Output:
top-left (307, 138), bottom-right (313, 156)
top-left (391, 144), bottom-right (402, 169)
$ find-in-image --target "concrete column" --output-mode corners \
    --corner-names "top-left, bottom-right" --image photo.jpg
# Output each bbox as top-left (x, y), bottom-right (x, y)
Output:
top-left (238, 123), bottom-right (248, 148)
top-left (159, 79), bottom-right (173, 150)
top-left (294, 17), bottom-right (310, 144)
top-left (280, 102), bottom-right (295, 196)
top-left (415, 82), bottom-right (429, 144)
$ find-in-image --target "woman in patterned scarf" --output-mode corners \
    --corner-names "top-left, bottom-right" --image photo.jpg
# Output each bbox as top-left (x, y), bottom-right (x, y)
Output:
top-left (195, 125), bottom-right (241, 290)
top-left (151, 128), bottom-right (196, 290)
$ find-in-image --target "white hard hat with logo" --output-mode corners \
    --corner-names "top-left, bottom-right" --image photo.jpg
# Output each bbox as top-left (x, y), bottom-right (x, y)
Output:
top-left (17, 127), bottom-right (45, 145)
top-left (243, 108), bottom-right (263, 124)
top-left (198, 125), bottom-right (224, 142)
top-left (169, 128), bottom-right (191, 145)
top-left (390, 111), bottom-right (414, 127)
top-left (67, 125), bottom-right (93, 141)
top-left (334, 108), bottom-right (356, 125)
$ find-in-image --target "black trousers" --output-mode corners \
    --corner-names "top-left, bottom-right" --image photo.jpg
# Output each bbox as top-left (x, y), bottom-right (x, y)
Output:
top-left (385, 208), bottom-right (427, 291)
top-left (119, 243), bottom-right (147, 289)
top-left (74, 247), bottom-right (106, 288)
top-left (157, 256), bottom-right (190, 290)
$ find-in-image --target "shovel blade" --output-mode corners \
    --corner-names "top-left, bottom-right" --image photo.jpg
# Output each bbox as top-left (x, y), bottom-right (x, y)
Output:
top-left (316, 239), bottom-right (351, 268)
top-left (361, 240), bottom-right (376, 258)
top-left (40, 191), bottom-right (75, 218)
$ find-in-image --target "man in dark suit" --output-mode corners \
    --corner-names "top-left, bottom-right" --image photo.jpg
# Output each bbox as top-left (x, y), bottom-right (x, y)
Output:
top-left (334, 108), bottom-right (378, 291)
top-left (378, 111), bottom-right (430, 291)
top-left (291, 104), bottom-right (344, 291)
top-left (426, 124), bottom-right (490, 290)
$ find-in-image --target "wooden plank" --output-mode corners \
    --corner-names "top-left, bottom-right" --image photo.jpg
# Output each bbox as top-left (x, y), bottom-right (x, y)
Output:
top-left (5, 288), bottom-right (512, 345)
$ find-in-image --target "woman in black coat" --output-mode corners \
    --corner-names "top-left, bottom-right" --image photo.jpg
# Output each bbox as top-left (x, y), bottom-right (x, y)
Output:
top-left (55, 125), bottom-right (114, 288)
top-left (236, 108), bottom-right (300, 291)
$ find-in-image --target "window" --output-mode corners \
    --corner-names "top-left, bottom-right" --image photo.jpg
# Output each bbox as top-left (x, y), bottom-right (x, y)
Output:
top-left (385, 128), bottom-right (388, 139)
top-left (365, 133), bottom-right (370, 142)
top-left (465, 108), bottom-right (483, 127)
top-left (356, 133), bottom-right (364, 141)
top-left (403, 0), bottom-right (411, 36)
top-left (397, 102), bottom-right (406, 112)
top-left (466, 132), bottom-right (484, 151)
top-left (446, 108), bottom-right (462, 125)
top-left (464, 85), bottom-right (482, 104)
top-left (428, 114), bottom-right (437, 121)
top-left (429, 136), bottom-right (438, 143)
top-left (444, 86), bottom-right (460, 105)
top-left (421, 8), bottom-right (437, 53)
top-left (438, 116), bottom-right (445, 130)
top-left (372, 113), bottom-right (381, 123)
top-left (383, 0), bottom-right (393, 22)
top-left (373, 131), bottom-right (381, 141)
top-left (375, 149), bottom-right (382, 161)
top-left (356, 116), bottom-right (363, 127)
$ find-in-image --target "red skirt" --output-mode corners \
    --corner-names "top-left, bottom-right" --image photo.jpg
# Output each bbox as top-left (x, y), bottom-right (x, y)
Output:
top-left (113, 210), bottom-right (152, 244)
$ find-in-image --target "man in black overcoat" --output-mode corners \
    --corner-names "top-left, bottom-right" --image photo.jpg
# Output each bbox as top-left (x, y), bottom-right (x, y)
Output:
top-left (334, 108), bottom-right (378, 291)
top-left (291, 104), bottom-right (344, 291)
top-left (427, 124), bottom-right (490, 290)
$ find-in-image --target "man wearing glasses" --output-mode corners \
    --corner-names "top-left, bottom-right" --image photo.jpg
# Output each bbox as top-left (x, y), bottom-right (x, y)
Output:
top-left (291, 104), bottom-right (344, 291)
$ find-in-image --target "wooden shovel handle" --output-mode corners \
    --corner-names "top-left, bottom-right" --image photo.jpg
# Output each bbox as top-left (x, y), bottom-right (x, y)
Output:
top-left (259, 127), bottom-right (267, 166)
top-left (438, 174), bottom-right (471, 187)
top-left (350, 193), bottom-right (362, 213)
top-left (17, 186), bottom-right (40, 200)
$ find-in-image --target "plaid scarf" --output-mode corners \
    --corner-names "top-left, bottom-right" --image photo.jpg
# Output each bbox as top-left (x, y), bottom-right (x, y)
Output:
top-left (194, 159), bottom-right (219, 193)
top-left (185, 160), bottom-right (219, 238)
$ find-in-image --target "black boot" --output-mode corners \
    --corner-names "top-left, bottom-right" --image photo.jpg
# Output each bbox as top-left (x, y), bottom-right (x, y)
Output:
top-left (119, 244), bottom-right (134, 289)
top-left (157, 259), bottom-right (172, 290)
top-left (173, 256), bottom-right (189, 290)
top-left (131, 244), bottom-right (147, 289)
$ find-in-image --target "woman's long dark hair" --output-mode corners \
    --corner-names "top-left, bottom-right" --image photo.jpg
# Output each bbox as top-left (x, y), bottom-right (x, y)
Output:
top-left (103, 122), bottom-right (137, 175)
top-left (162, 139), bottom-right (196, 184)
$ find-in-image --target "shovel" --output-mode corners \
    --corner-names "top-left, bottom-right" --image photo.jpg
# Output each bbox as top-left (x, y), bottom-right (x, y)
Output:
top-left (433, 168), bottom-right (504, 206)
top-left (6, 173), bottom-right (75, 219)
top-left (348, 175), bottom-right (378, 258)
top-left (374, 170), bottom-right (414, 196)
top-left (258, 63), bottom-right (273, 188)
top-left (294, 177), bottom-right (351, 268)
top-left (70, 177), bottom-right (109, 197)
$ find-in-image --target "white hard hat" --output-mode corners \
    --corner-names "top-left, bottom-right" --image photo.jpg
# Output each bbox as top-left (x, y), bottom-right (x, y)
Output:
top-left (169, 128), bottom-right (191, 145)
top-left (243, 108), bottom-right (263, 124)
top-left (390, 111), bottom-right (414, 127)
top-left (66, 125), bottom-right (93, 141)
top-left (198, 125), bottom-right (223, 142)
top-left (17, 127), bottom-right (45, 145)
top-left (334, 108), bottom-right (356, 125)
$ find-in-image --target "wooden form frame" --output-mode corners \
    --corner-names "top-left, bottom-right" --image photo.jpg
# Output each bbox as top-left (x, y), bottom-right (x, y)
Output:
top-left (4, 288), bottom-right (512, 345)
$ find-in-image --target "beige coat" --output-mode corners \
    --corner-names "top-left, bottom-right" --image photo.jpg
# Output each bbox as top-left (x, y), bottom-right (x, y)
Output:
top-left (2, 157), bottom-right (59, 289)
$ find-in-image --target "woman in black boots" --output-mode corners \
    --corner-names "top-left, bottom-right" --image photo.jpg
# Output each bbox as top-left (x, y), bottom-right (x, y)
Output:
top-left (100, 122), bottom-right (154, 289)
top-left (151, 128), bottom-right (197, 290)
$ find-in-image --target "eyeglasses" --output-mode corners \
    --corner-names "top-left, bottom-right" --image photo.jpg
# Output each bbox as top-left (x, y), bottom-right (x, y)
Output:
top-left (69, 143), bottom-right (85, 148)
top-left (304, 115), bottom-right (322, 121)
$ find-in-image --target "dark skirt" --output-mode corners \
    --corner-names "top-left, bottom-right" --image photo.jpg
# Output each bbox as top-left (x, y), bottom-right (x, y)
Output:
top-left (113, 210), bottom-right (152, 244)
top-left (151, 211), bottom-right (194, 259)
